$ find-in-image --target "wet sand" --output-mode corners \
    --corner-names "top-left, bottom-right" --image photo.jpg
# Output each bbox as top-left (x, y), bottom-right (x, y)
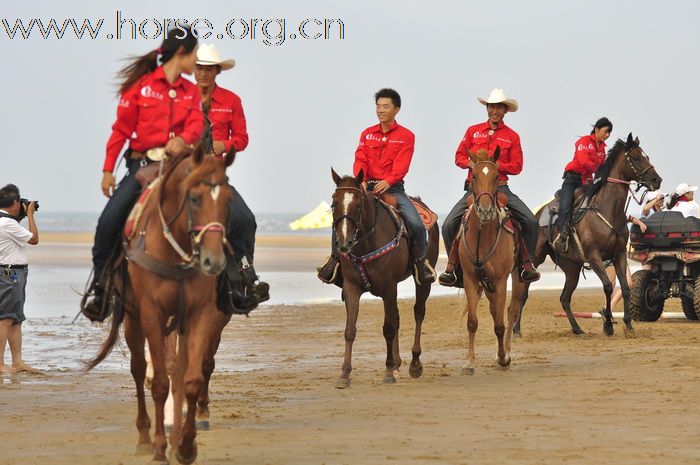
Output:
top-left (1, 289), bottom-right (699, 465)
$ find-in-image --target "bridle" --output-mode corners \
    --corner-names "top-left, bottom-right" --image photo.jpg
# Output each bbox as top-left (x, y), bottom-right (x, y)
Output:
top-left (623, 147), bottom-right (655, 188)
top-left (332, 185), bottom-right (379, 251)
top-left (471, 160), bottom-right (500, 224)
top-left (157, 158), bottom-right (231, 267)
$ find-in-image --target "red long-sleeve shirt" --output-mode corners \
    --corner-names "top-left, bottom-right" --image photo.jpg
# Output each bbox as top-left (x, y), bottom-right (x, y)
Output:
top-left (103, 66), bottom-right (204, 172)
top-left (353, 121), bottom-right (415, 186)
top-left (563, 134), bottom-right (607, 183)
top-left (209, 85), bottom-right (249, 153)
top-left (455, 121), bottom-right (523, 181)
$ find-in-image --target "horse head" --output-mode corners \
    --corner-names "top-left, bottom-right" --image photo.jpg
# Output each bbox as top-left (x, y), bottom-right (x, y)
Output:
top-left (168, 144), bottom-right (234, 275)
top-left (469, 147), bottom-right (501, 223)
top-left (331, 167), bottom-right (368, 253)
top-left (618, 133), bottom-right (662, 191)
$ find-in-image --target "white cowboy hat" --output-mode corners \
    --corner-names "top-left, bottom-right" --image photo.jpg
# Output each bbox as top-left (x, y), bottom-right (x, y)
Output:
top-left (675, 183), bottom-right (698, 196)
top-left (196, 44), bottom-right (236, 70)
top-left (478, 88), bottom-right (518, 112)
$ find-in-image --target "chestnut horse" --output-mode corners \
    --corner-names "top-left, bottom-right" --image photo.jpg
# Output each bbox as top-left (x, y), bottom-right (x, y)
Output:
top-left (458, 148), bottom-right (522, 374)
top-left (330, 169), bottom-right (439, 388)
top-left (87, 144), bottom-right (234, 464)
top-left (514, 134), bottom-right (662, 337)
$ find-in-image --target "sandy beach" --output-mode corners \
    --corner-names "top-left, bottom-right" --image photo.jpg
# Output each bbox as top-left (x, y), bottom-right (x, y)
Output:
top-left (1, 235), bottom-right (699, 465)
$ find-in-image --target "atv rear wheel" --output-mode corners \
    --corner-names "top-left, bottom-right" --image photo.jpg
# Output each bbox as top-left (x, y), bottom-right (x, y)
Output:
top-left (630, 270), bottom-right (664, 322)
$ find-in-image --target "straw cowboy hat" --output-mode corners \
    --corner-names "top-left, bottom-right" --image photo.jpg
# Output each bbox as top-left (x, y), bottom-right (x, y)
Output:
top-left (675, 182), bottom-right (698, 196)
top-left (196, 44), bottom-right (236, 70)
top-left (478, 88), bottom-right (518, 112)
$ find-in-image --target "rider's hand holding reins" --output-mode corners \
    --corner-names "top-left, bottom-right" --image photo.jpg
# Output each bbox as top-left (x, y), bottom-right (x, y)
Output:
top-left (212, 140), bottom-right (226, 156)
top-left (101, 172), bottom-right (116, 198)
top-left (373, 180), bottom-right (390, 194)
top-left (165, 136), bottom-right (189, 157)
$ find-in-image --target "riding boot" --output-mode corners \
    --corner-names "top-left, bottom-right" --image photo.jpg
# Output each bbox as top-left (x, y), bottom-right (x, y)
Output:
top-left (81, 268), bottom-right (109, 322)
top-left (238, 257), bottom-right (270, 303)
top-left (411, 245), bottom-right (436, 285)
top-left (517, 239), bottom-right (541, 283)
top-left (317, 254), bottom-right (343, 287)
top-left (552, 223), bottom-right (570, 254)
top-left (439, 237), bottom-right (462, 287)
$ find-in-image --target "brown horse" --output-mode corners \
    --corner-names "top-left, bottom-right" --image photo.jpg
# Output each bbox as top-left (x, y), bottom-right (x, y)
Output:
top-left (87, 144), bottom-right (235, 464)
top-left (330, 169), bottom-right (439, 388)
top-left (458, 148), bottom-right (522, 374)
top-left (514, 133), bottom-right (662, 337)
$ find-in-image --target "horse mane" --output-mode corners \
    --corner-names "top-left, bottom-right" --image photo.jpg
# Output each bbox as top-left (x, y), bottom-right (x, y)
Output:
top-left (587, 138), bottom-right (625, 199)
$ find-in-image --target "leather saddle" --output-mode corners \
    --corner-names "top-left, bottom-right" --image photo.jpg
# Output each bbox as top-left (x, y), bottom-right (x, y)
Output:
top-left (378, 193), bottom-right (438, 231)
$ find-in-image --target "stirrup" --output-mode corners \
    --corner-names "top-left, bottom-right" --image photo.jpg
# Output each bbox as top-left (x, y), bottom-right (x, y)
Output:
top-left (413, 259), bottom-right (436, 285)
top-left (438, 270), bottom-right (458, 286)
top-left (552, 232), bottom-right (569, 253)
top-left (317, 256), bottom-right (340, 284)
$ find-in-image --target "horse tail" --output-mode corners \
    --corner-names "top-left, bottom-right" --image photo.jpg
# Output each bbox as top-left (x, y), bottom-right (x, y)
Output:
top-left (84, 263), bottom-right (129, 371)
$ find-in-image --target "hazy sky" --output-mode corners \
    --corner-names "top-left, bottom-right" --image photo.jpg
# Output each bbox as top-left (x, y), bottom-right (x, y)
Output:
top-left (2, 0), bottom-right (699, 215)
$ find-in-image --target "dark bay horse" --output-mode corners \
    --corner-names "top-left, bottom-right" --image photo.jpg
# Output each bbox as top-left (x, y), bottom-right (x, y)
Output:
top-left (514, 134), bottom-right (662, 337)
top-left (459, 148), bottom-right (522, 374)
top-left (330, 169), bottom-right (439, 388)
top-left (87, 144), bottom-right (235, 464)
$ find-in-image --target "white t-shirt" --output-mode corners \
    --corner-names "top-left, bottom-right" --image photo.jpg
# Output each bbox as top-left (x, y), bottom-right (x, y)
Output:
top-left (0, 216), bottom-right (32, 265)
top-left (670, 200), bottom-right (700, 218)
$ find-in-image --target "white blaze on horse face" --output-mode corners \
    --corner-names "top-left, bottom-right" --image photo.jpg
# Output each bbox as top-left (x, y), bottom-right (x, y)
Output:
top-left (210, 185), bottom-right (221, 202)
top-left (482, 166), bottom-right (490, 175)
top-left (341, 192), bottom-right (354, 238)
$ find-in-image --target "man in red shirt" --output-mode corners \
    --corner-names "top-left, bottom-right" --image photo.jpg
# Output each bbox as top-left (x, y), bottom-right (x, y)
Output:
top-left (194, 44), bottom-right (268, 309)
top-left (318, 88), bottom-right (436, 285)
top-left (439, 88), bottom-right (540, 285)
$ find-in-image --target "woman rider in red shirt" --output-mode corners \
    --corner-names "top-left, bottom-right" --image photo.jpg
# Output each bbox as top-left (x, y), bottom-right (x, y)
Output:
top-left (83, 28), bottom-right (203, 320)
top-left (552, 117), bottom-right (612, 254)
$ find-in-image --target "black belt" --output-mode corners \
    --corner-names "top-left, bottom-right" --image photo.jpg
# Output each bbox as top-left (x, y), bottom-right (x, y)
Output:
top-left (563, 171), bottom-right (582, 181)
top-left (1, 264), bottom-right (27, 269)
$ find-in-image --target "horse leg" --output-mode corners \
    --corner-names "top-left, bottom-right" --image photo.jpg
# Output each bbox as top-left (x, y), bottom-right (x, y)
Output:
top-left (462, 283), bottom-right (479, 375)
top-left (382, 287), bottom-right (400, 384)
top-left (559, 260), bottom-right (585, 335)
top-left (337, 284), bottom-right (361, 389)
top-left (124, 315), bottom-right (152, 455)
top-left (514, 228), bottom-right (548, 337)
top-left (613, 253), bottom-right (635, 336)
top-left (587, 257), bottom-right (615, 336)
top-left (409, 282), bottom-right (430, 378)
top-left (196, 348), bottom-right (216, 431)
top-left (164, 332), bottom-right (178, 437)
top-left (505, 269), bottom-right (522, 360)
top-left (175, 311), bottom-right (213, 465)
top-left (144, 328), bottom-right (170, 463)
top-left (489, 280), bottom-right (510, 369)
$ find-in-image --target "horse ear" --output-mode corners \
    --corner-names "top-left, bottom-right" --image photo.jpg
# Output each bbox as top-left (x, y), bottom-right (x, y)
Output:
top-left (626, 133), bottom-right (634, 147)
top-left (224, 149), bottom-right (236, 167)
top-left (634, 136), bottom-right (640, 146)
top-left (331, 168), bottom-right (342, 186)
top-left (356, 168), bottom-right (365, 184)
top-left (191, 142), bottom-right (205, 164)
top-left (492, 145), bottom-right (501, 163)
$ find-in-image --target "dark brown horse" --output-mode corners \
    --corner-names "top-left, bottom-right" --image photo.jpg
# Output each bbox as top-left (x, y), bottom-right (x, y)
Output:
top-left (514, 133), bottom-right (662, 337)
top-left (87, 144), bottom-right (235, 464)
top-left (459, 148), bottom-right (523, 374)
top-left (330, 169), bottom-right (439, 388)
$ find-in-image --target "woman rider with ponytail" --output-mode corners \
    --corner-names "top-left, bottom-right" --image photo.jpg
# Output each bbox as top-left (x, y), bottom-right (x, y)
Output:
top-left (83, 28), bottom-right (203, 320)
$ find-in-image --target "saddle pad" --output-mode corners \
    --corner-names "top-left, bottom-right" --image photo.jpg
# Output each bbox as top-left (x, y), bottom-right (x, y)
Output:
top-left (124, 178), bottom-right (161, 241)
top-left (411, 197), bottom-right (438, 230)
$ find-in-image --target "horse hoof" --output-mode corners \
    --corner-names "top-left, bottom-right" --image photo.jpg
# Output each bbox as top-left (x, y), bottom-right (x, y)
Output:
top-left (383, 375), bottom-right (397, 384)
top-left (571, 329), bottom-right (586, 336)
top-left (513, 331), bottom-right (522, 339)
top-left (196, 419), bottom-right (210, 431)
top-left (173, 446), bottom-right (197, 465)
top-left (135, 443), bottom-right (152, 455)
top-left (409, 364), bottom-right (423, 378)
top-left (624, 327), bottom-right (638, 338)
top-left (604, 323), bottom-right (615, 337)
top-left (461, 366), bottom-right (475, 376)
top-left (495, 357), bottom-right (511, 370)
top-left (335, 378), bottom-right (351, 389)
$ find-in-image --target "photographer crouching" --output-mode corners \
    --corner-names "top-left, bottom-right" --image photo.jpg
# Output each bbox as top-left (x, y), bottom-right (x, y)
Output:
top-left (0, 184), bottom-right (40, 373)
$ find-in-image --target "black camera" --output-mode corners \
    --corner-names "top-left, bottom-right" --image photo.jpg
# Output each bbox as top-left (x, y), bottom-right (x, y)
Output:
top-left (18, 198), bottom-right (39, 219)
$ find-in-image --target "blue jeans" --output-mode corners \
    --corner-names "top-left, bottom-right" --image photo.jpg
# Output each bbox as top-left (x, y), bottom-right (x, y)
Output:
top-left (387, 184), bottom-right (427, 257)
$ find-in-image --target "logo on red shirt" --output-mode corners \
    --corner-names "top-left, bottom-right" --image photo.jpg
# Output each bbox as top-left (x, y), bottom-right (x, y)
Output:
top-left (140, 85), bottom-right (164, 100)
